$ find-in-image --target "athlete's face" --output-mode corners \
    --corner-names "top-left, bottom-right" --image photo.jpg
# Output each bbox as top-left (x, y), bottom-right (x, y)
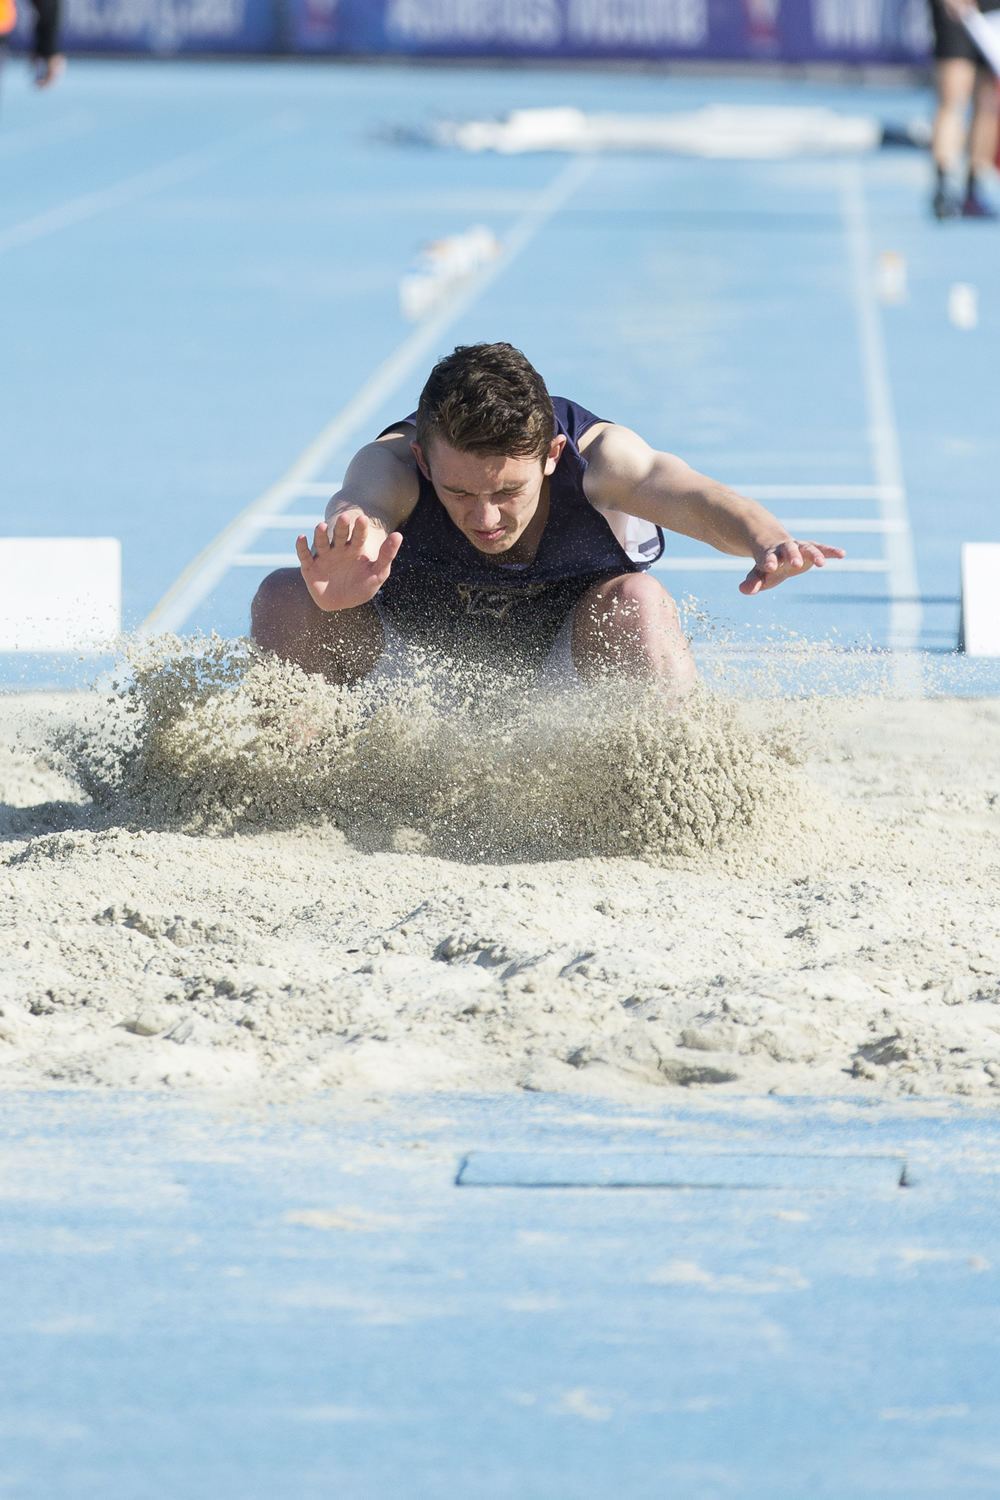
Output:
top-left (412, 434), bottom-right (566, 554)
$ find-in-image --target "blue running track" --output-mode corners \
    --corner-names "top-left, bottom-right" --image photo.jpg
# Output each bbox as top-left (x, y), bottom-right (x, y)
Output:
top-left (1, 1090), bottom-right (1000, 1498)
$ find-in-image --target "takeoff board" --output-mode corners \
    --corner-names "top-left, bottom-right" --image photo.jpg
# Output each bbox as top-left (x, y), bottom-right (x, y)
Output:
top-left (0, 538), bottom-right (120, 652)
top-left (960, 542), bottom-right (1000, 656)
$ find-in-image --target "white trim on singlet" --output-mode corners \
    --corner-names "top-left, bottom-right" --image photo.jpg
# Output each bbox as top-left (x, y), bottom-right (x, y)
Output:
top-left (595, 504), bottom-right (663, 566)
top-left (494, 508), bottom-right (660, 569)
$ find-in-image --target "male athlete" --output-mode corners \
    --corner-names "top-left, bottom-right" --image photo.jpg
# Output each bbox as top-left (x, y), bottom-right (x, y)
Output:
top-left (252, 343), bottom-right (844, 693)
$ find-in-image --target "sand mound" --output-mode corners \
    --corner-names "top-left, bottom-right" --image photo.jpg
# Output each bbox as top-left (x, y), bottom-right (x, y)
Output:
top-left (52, 637), bottom-right (817, 865)
top-left (1, 638), bottom-right (999, 1104)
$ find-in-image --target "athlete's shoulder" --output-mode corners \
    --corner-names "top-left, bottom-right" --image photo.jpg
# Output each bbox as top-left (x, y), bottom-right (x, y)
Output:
top-left (551, 397), bottom-right (609, 445)
top-left (376, 412), bottom-right (418, 438)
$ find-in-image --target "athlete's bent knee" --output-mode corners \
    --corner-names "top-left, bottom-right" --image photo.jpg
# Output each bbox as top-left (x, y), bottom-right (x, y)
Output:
top-left (596, 572), bottom-right (674, 614)
top-left (251, 568), bottom-right (313, 648)
top-left (253, 567), bottom-right (306, 609)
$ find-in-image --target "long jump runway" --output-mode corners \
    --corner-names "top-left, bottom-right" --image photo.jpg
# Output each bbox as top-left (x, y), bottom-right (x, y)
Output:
top-left (2, 59), bottom-right (997, 658)
top-left (2, 59), bottom-right (1000, 1496)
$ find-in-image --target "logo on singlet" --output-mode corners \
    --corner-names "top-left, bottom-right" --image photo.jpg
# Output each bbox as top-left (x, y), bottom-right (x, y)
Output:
top-left (456, 582), bottom-right (547, 620)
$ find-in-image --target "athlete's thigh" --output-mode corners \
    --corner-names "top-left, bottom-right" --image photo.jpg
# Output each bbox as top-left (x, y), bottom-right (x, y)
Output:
top-left (937, 57), bottom-right (977, 105)
top-left (973, 64), bottom-right (1000, 113)
top-left (251, 568), bottom-right (384, 681)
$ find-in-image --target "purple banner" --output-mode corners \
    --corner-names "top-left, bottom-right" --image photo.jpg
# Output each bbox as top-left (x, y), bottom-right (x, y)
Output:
top-left (9, 0), bottom-right (280, 52)
top-left (8, 0), bottom-right (932, 61)
top-left (291, 0), bottom-right (933, 64)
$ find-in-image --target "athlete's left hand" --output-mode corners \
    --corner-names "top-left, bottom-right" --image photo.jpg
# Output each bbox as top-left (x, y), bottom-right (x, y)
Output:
top-left (739, 539), bottom-right (845, 595)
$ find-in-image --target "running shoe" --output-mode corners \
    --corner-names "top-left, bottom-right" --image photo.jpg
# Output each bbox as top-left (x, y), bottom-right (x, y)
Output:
top-left (961, 190), bottom-right (998, 219)
top-left (932, 185), bottom-right (961, 219)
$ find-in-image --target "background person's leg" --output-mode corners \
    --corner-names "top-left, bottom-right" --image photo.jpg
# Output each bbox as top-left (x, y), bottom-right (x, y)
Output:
top-left (571, 573), bottom-right (698, 695)
top-left (965, 65), bottom-right (1000, 215)
top-left (251, 568), bottom-right (384, 685)
top-left (932, 58), bottom-right (976, 216)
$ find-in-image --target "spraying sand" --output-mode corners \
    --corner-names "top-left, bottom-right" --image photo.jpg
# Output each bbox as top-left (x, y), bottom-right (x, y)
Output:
top-left (1, 638), bottom-right (999, 1103)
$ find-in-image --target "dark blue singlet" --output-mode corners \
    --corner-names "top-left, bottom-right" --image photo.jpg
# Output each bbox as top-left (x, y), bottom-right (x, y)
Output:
top-left (376, 398), bottom-right (665, 673)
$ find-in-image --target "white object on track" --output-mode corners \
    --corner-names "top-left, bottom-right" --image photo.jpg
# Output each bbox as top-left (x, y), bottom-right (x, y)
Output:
top-left (399, 225), bottom-right (503, 322)
top-left (948, 283), bottom-right (979, 330)
top-left (877, 251), bottom-right (907, 306)
top-left (435, 104), bottom-right (882, 158)
top-left (0, 538), bottom-right (120, 652)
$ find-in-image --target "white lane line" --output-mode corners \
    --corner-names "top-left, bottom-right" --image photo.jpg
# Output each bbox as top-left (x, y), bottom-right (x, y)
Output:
top-left (142, 155), bottom-right (596, 636)
top-left (735, 484), bottom-right (901, 501)
top-left (256, 515), bottom-right (327, 529)
top-left (779, 518), bottom-right (908, 533)
top-left (653, 558), bottom-right (890, 572)
top-left (0, 111), bottom-right (94, 162)
top-left (0, 112), bottom-right (302, 256)
top-left (227, 554), bottom-right (891, 574)
top-left (238, 514), bottom-right (904, 538)
top-left (840, 162), bottom-right (921, 653)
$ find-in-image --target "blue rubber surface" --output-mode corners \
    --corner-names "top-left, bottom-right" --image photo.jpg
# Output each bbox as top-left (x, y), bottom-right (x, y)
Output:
top-left (1, 1091), bottom-right (999, 1498)
top-left (1, 57), bottom-right (997, 673)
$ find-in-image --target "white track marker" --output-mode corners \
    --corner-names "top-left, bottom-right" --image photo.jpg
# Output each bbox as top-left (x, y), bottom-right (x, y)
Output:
top-left (143, 156), bottom-right (595, 636)
top-left (0, 112), bottom-right (302, 257)
top-left (877, 251), bottom-right (907, 306)
top-left (841, 162), bottom-right (921, 657)
top-left (399, 225), bottom-right (503, 322)
top-left (948, 284), bottom-right (978, 331)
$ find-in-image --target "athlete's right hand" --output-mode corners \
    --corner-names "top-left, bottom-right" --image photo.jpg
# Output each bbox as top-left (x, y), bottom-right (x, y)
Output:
top-left (295, 509), bottom-right (403, 611)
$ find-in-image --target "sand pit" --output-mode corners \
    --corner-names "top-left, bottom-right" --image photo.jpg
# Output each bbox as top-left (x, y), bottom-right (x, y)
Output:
top-left (1, 641), bottom-right (999, 1104)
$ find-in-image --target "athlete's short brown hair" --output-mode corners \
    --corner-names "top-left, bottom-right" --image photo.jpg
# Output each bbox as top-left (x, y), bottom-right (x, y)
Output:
top-left (415, 343), bottom-right (555, 463)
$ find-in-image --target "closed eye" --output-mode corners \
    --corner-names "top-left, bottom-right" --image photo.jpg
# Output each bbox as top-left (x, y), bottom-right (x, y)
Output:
top-left (442, 486), bottom-right (526, 499)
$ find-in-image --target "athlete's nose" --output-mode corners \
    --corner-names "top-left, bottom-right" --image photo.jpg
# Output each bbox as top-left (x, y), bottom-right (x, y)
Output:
top-left (471, 499), bottom-right (502, 528)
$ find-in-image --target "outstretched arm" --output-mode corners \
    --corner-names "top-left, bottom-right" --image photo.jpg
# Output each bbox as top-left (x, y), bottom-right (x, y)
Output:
top-left (581, 423), bottom-right (845, 595)
top-left (296, 429), bottom-right (419, 611)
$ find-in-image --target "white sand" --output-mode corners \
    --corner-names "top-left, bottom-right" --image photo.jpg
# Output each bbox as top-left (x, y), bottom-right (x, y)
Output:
top-left (1, 653), bottom-right (999, 1104)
